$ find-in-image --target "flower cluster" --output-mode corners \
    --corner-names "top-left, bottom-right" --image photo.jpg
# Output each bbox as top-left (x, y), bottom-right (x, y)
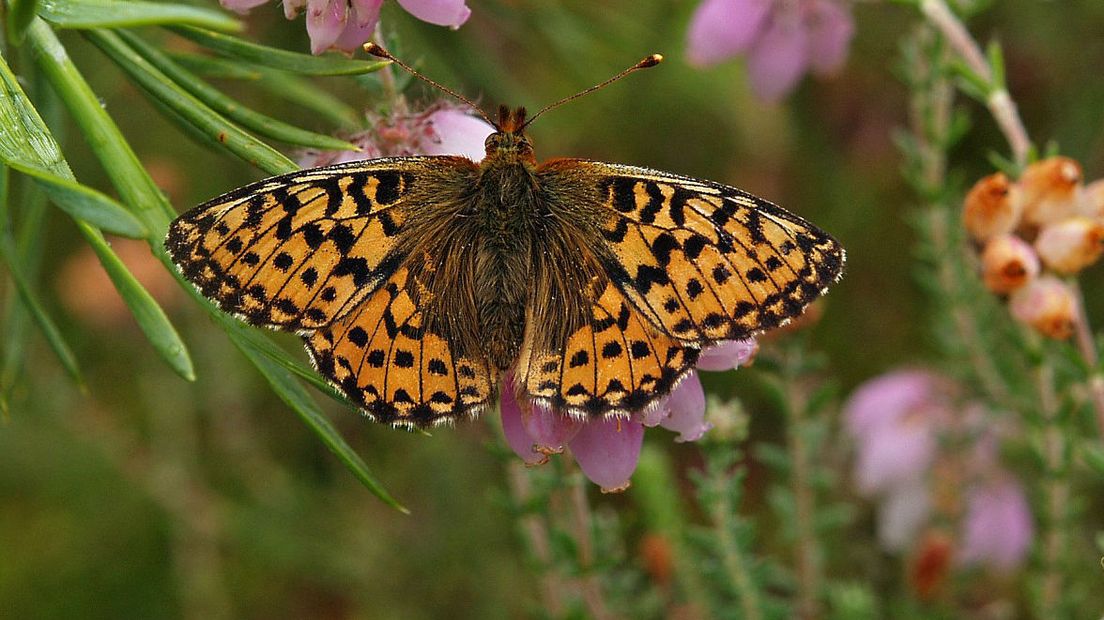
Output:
top-left (298, 102), bottom-right (492, 167)
top-left (502, 340), bottom-right (758, 492)
top-left (220, 0), bottom-right (471, 55)
top-left (965, 157), bottom-right (1104, 339)
top-left (844, 370), bottom-right (1033, 581)
top-left (686, 0), bottom-right (855, 102)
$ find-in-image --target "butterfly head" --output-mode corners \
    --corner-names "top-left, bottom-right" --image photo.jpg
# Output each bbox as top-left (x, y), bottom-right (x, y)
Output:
top-left (484, 105), bottom-right (536, 165)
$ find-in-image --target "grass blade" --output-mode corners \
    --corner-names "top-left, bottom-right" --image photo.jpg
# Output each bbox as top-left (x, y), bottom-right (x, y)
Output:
top-left (6, 0), bottom-right (40, 45)
top-left (169, 25), bottom-right (389, 76)
top-left (219, 313), bottom-right (408, 513)
top-left (84, 29), bottom-right (297, 176)
top-left (7, 162), bottom-right (146, 238)
top-left (255, 68), bottom-right (362, 128)
top-left (167, 53), bottom-right (263, 80)
top-left (39, 0), bottom-right (240, 32)
top-left (117, 30), bottom-right (359, 152)
top-left (25, 19), bottom-right (195, 381)
top-left (23, 20), bottom-right (400, 507)
top-left (0, 234), bottom-right (84, 388)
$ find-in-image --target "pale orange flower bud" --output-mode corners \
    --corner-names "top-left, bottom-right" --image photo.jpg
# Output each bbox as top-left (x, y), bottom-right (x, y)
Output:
top-left (981, 234), bottom-right (1039, 294)
top-left (1034, 216), bottom-right (1104, 274)
top-left (1019, 157), bottom-right (1083, 227)
top-left (1009, 275), bottom-right (1076, 339)
top-left (1081, 178), bottom-right (1104, 219)
top-left (963, 172), bottom-right (1021, 241)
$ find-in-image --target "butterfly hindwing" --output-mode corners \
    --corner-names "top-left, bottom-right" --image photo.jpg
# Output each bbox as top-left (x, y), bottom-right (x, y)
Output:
top-left (304, 266), bottom-right (497, 426)
top-left (518, 280), bottom-right (700, 417)
top-left (165, 158), bottom-right (447, 331)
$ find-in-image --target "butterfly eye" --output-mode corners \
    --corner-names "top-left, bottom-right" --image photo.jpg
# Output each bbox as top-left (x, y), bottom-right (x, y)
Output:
top-left (484, 134), bottom-right (500, 150)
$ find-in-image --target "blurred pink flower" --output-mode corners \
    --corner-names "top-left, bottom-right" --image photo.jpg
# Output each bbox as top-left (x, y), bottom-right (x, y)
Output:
top-left (500, 339), bottom-right (755, 490)
top-left (844, 370), bottom-right (949, 547)
top-left (298, 103), bottom-right (494, 167)
top-left (686, 0), bottom-right (855, 102)
top-left (221, 0), bottom-right (470, 55)
top-left (959, 478), bottom-right (1034, 572)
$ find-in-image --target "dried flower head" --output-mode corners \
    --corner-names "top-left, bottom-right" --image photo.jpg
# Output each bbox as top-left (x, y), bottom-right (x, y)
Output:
top-left (1034, 216), bottom-right (1104, 274)
top-left (980, 233), bottom-right (1039, 294)
top-left (962, 172), bottom-right (1021, 241)
top-left (1018, 156), bottom-right (1083, 227)
top-left (1008, 275), bottom-right (1077, 339)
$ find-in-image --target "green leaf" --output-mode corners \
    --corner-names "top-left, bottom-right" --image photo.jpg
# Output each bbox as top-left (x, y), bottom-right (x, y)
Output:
top-left (25, 18), bottom-right (174, 229)
top-left (221, 315), bottom-right (407, 513)
top-left (986, 39), bottom-right (1006, 90)
top-left (7, 162), bottom-right (146, 238)
top-left (81, 223), bottom-right (196, 381)
top-left (0, 234), bottom-right (84, 387)
top-left (116, 30), bottom-right (359, 152)
top-left (39, 0), bottom-right (240, 32)
top-left (26, 19), bottom-right (195, 381)
top-left (6, 0), bottom-right (40, 45)
top-left (85, 29), bottom-right (297, 176)
top-left (167, 52), bottom-right (263, 80)
top-left (254, 68), bottom-right (362, 128)
top-left (170, 26), bottom-right (390, 76)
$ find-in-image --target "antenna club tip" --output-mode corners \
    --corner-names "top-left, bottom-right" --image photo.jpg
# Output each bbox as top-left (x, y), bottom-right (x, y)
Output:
top-left (640, 53), bottom-right (663, 68)
top-left (363, 42), bottom-right (394, 60)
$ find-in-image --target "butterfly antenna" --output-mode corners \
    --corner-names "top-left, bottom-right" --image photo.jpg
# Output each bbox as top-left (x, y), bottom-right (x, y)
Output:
top-left (364, 43), bottom-right (496, 127)
top-left (521, 53), bottom-right (663, 130)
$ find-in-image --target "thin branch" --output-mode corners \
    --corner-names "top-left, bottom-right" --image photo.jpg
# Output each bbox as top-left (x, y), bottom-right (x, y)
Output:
top-left (1068, 281), bottom-right (1104, 435)
top-left (919, 0), bottom-right (1032, 166)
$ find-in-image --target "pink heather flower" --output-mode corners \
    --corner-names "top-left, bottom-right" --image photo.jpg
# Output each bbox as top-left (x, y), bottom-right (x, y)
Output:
top-left (878, 479), bottom-right (932, 551)
top-left (298, 103), bottom-right (494, 168)
top-left (844, 370), bottom-right (949, 544)
top-left (222, 0), bottom-right (471, 55)
top-left (500, 339), bottom-right (755, 490)
top-left (687, 0), bottom-right (855, 102)
top-left (958, 478), bottom-right (1034, 572)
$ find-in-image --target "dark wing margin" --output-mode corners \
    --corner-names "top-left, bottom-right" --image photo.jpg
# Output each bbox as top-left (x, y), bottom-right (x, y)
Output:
top-left (304, 267), bottom-right (497, 427)
top-left (166, 158), bottom-right (442, 332)
top-left (588, 162), bottom-right (844, 343)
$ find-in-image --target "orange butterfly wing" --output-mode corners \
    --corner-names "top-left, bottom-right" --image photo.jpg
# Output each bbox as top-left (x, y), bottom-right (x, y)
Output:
top-left (517, 160), bottom-right (844, 417)
top-left (167, 159), bottom-right (429, 331)
top-left (168, 157), bottom-right (496, 426)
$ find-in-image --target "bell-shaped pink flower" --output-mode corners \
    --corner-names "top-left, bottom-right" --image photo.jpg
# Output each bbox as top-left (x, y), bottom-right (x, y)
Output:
top-left (568, 417), bottom-right (645, 493)
top-left (231, 0), bottom-right (470, 55)
top-left (396, 0), bottom-right (471, 28)
top-left (219, 0), bottom-right (269, 14)
top-left (746, 10), bottom-right (810, 102)
top-left (686, 0), bottom-right (773, 67)
top-left (695, 338), bottom-right (758, 371)
top-left (657, 373), bottom-right (710, 442)
top-left (685, 0), bottom-right (855, 102)
top-left (805, 0), bottom-right (854, 75)
top-left (421, 107), bottom-right (495, 160)
top-left (500, 392), bottom-right (548, 466)
top-left (958, 478), bottom-right (1033, 572)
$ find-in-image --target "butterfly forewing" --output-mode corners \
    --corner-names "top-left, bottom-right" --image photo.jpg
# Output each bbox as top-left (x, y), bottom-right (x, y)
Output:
top-left (166, 159), bottom-right (433, 331)
top-left (515, 159), bottom-right (843, 418)
top-left (590, 162), bottom-right (844, 342)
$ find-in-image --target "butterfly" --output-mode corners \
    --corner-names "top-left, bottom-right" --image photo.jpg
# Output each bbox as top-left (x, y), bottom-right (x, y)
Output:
top-left (165, 47), bottom-right (845, 429)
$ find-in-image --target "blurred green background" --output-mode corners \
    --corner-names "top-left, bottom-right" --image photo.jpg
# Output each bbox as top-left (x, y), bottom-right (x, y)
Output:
top-left (2, 0), bottom-right (1104, 618)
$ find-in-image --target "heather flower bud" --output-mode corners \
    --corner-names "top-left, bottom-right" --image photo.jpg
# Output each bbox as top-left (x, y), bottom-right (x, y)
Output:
top-left (1034, 216), bottom-right (1104, 273)
top-left (980, 234), bottom-right (1039, 294)
top-left (1008, 275), bottom-right (1076, 339)
top-left (1019, 157), bottom-right (1083, 227)
top-left (963, 172), bottom-right (1021, 241)
top-left (1081, 178), bottom-right (1104, 219)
